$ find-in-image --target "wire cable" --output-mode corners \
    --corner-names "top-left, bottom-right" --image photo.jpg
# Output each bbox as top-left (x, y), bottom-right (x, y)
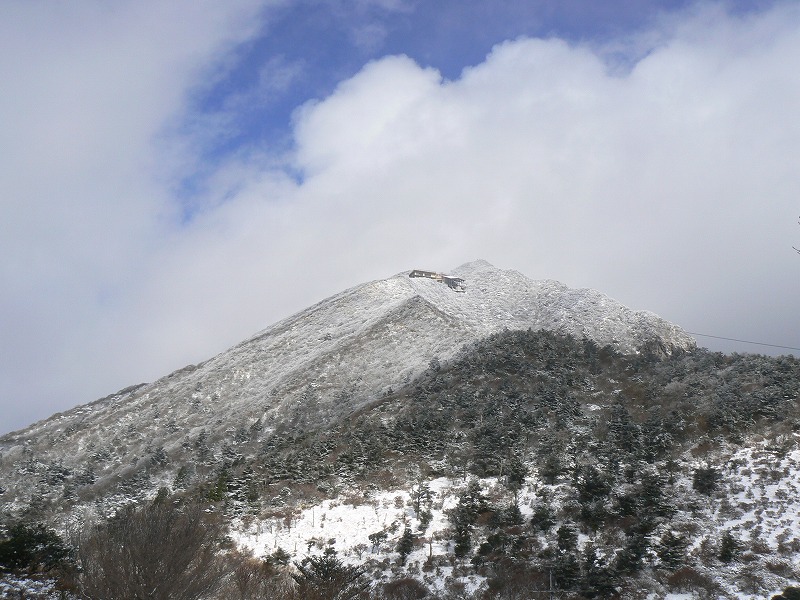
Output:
top-left (686, 332), bottom-right (800, 352)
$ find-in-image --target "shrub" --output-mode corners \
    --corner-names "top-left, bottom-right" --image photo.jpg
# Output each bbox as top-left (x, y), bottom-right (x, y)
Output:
top-left (380, 577), bottom-right (429, 599)
top-left (776, 586), bottom-right (800, 600)
top-left (666, 566), bottom-right (718, 595)
top-left (77, 500), bottom-right (231, 600)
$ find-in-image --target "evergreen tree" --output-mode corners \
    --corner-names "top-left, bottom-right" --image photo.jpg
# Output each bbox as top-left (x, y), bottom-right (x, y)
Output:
top-left (173, 465), bottom-right (192, 489)
top-left (530, 492), bottom-right (555, 531)
top-left (581, 542), bottom-right (616, 599)
top-left (448, 479), bottom-right (488, 558)
top-left (719, 530), bottom-right (740, 563)
top-left (693, 465), bottom-right (719, 496)
top-left (557, 523), bottom-right (578, 553)
top-left (207, 469), bottom-right (229, 502)
top-left (502, 502), bottom-right (524, 527)
top-left (657, 530), bottom-right (688, 570)
top-left (368, 530), bottom-right (388, 553)
top-left (553, 552), bottom-right (580, 590)
top-left (410, 480), bottom-right (432, 517)
top-left (614, 532), bottom-right (649, 575)
top-left (0, 521), bottom-right (70, 573)
top-left (575, 464), bottom-right (613, 504)
top-left (504, 452), bottom-right (528, 500)
top-left (293, 548), bottom-right (368, 600)
top-left (397, 527), bottom-right (414, 565)
top-left (608, 402), bottom-right (641, 455)
top-left (195, 430), bottom-right (211, 462)
top-left (639, 469), bottom-right (667, 514)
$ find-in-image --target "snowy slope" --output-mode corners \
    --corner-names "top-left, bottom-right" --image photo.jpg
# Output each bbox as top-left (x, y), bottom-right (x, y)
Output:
top-left (232, 434), bottom-right (800, 600)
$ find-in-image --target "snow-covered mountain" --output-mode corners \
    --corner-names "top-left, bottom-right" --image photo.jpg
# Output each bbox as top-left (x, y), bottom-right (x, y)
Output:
top-left (0, 261), bottom-right (692, 495)
top-left (5, 262), bottom-right (800, 599)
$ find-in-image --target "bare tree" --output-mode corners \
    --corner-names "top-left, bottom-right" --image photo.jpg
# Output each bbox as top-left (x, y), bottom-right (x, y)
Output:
top-left (77, 499), bottom-right (233, 600)
top-left (379, 577), bottom-right (429, 600)
top-left (230, 553), bottom-right (294, 600)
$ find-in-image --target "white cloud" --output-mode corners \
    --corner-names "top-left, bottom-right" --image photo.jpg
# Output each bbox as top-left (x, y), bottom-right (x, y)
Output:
top-left (0, 1), bottom-right (266, 430)
top-left (3, 1), bottom-right (800, 433)
top-left (172, 2), bottom-right (799, 351)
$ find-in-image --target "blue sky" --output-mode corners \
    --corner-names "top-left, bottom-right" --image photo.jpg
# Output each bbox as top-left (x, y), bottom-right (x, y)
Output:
top-left (176, 0), bottom-right (705, 211)
top-left (2, 0), bottom-right (799, 434)
top-left (175, 0), bottom-right (774, 216)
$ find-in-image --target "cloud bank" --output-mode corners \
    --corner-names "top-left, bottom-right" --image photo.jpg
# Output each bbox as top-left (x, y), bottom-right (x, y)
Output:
top-left (2, 2), bottom-right (799, 433)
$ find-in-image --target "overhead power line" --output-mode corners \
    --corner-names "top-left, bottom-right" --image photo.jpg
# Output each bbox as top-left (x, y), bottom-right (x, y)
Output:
top-left (687, 332), bottom-right (800, 353)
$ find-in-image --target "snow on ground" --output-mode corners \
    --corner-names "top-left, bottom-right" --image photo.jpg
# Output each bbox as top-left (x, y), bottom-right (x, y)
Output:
top-left (235, 477), bottom-right (465, 558)
top-left (234, 476), bottom-right (514, 593)
top-left (0, 574), bottom-right (61, 599)
top-left (714, 439), bottom-right (800, 552)
top-left (231, 435), bottom-right (800, 598)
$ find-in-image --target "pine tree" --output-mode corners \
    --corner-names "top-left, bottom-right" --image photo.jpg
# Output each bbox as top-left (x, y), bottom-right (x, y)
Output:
top-left (502, 501), bottom-right (524, 527)
top-left (614, 532), bottom-right (649, 575)
top-left (530, 492), bottom-right (555, 531)
top-left (449, 479), bottom-right (488, 558)
top-left (293, 548), bottom-right (368, 600)
top-left (553, 552), bottom-right (580, 590)
top-left (581, 542), bottom-right (615, 599)
top-left (657, 530), bottom-right (688, 570)
top-left (504, 452), bottom-right (528, 500)
top-left (0, 522), bottom-right (70, 573)
top-left (368, 530), bottom-right (388, 553)
top-left (557, 523), bottom-right (578, 553)
top-left (207, 469), bottom-right (229, 503)
top-left (410, 480), bottom-right (432, 517)
top-left (719, 530), bottom-right (740, 563)
top-left (397, 527), bottom-right (414, 565)
top-left (693, 465), bottom-right (719, 496)
top-left (608, 402), bottom-right (641, 455)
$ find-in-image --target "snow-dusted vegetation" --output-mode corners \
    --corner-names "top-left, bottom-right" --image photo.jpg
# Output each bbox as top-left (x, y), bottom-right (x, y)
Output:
top-left (2, 262), bottom-right (799, 598)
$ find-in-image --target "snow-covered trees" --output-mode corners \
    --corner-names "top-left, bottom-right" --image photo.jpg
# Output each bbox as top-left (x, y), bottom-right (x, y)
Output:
top-left (6, 328), bottom-right (800, 598)
top-left (448, 479), bottom-right (489, 558)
